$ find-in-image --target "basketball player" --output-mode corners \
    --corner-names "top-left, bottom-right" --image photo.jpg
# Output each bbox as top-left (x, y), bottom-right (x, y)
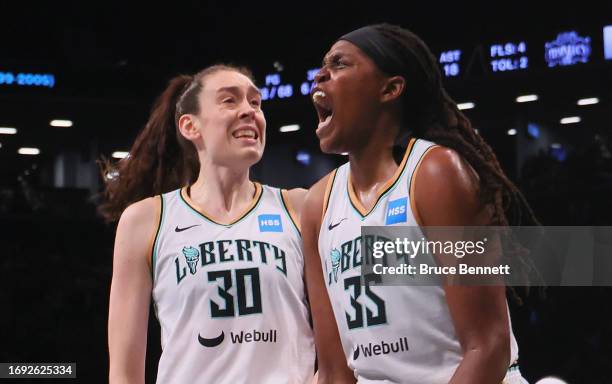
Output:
top-left (302, 25), bottom-right (534, 383)
top-left (103, 65), bottom-right (315, 383)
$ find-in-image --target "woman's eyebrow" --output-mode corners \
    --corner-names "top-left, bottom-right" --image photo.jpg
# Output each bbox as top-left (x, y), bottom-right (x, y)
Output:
top-left (216, 85), bottom-right (262, 97)
top-left (216, 86), bottom-right (241, 95)
top-left (323, 52), bottom-right (340, 65)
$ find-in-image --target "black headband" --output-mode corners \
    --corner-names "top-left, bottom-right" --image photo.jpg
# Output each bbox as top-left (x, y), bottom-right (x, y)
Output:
top-left (338, 26), bottom-right (406, 76)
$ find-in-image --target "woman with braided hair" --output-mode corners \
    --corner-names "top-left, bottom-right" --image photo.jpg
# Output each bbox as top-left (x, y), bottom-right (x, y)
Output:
top-left (104, 65), bottom-right (315, 383)
top-left (302, 24), bottom-right (532, 383)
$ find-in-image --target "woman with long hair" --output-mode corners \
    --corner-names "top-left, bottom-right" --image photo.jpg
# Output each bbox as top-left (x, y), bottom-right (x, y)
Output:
top-left (104, 64), bottom-right (314, 383)
top-left (303, 24), bottom-right (533, 383)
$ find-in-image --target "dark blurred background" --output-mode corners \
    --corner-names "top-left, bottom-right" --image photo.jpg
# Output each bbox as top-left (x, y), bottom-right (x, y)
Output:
top-left (1, 2), bottom-right (611, 383)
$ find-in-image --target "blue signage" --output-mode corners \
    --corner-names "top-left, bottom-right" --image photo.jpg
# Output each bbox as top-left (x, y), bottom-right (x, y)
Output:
top-left (300, 68), bottom-right (319, 96)
top-left (489, 41), bottom-right (528, 72)
top-left (260, 72), bottom-right (293, 101)
top-left (439, 49), bottom-right (462, 77)
top-left (545, 31), bottom-right (591, 67)
top-left (0, 71), bottom-right (55, 88)
top-left (604, 26), bottom-right (612, 60)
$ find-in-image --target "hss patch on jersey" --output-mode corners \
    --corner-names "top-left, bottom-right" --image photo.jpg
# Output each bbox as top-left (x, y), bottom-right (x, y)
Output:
top-left (385, 197), bottom-right (408, 225)
top-left (258, 214), bottom-right (283, 232)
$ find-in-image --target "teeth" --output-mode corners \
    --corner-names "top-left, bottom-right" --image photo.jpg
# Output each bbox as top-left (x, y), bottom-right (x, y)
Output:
top-left (312, 91), bottom-right (326, 101)
top-left (233, 129), bottom-right (257, 139)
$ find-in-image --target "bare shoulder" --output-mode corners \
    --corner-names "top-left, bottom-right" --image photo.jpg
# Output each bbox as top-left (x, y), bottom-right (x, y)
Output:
top-left (304, 172), bottom-right (334, 216)
top-left (284, 188), bottom-right (308, 214)
top-left (302, 171), bottom-right (336, 231)
top-left (118, 196), bottom-right (162, 231)
top-left (115, 196), bottom-right (163, 267)
top-left (414, 146), bottom-right (486, 226)
top-left (417, 146), bottom-right (478, 187)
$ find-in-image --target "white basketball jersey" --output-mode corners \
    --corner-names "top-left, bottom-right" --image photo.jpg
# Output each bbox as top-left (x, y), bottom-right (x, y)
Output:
top-left (151, 183), bottom-right (315, 384)
top-left (318, 138), bottom-right (520, 383)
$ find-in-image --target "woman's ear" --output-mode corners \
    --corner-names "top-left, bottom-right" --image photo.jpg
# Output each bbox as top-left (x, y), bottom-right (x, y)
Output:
top-left (380, 75), bottom-right (406, 103)
top-left (178, 114), bottom-right (201, 141)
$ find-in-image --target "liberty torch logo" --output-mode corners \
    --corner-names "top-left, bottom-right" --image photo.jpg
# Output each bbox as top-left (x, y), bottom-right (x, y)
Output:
top-left (182, 246), bottom-right (200, 275)
top-left (329, 248), bottom-right (341, 284)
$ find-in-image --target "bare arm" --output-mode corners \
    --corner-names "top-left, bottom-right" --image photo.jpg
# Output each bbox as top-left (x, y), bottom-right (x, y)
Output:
top-left (301, 176), bottom-right (356, 384)
top-left (108, 197), bottom-right (160, 384)
top-left (414, 147), bottom-right (510, 384)
top-left (284, 187), bottom-right (308, 227)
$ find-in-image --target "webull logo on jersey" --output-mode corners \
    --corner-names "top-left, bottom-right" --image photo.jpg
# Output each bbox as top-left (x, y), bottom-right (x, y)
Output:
top-left (385, 197), bottom-right (408, 225)
top-left (198, 329), bottom-right (278, 348)
top-left (258, 214), bottom-right (283, 232)
top-left (352, 336), bottom-right (409, 360)
top-left (230, 329), bottom-right (277, 344)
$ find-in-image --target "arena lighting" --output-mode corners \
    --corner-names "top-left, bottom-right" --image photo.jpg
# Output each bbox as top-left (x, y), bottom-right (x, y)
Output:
top-left (18, 147), bottom-right (40, 155)
top-left (0, 127), bottom-right (17, 134)
top-left (295, 150), bottom-right (311, 165)
top-left (112, 151), bottom-right (129, 159)
top-left (507, 129), bottom-right (517, 136)
top-left (560, 116), bottom-right (581, 124)
top-left (50, 119), bottom-right (73, 127)
top-left (457, 102), bottom-right (475, 110)
top-left (605, 25), bottom-right (612, 59)
top-left (577, 97), bottom-right (599, 106)
top-left (516, 94), bottom-right (539, 103)
top-left (279, 124), bottom-right (300, 133)
top-left (534, 377), bottom-right (569, 384)
top-left (527, 123), bottom-right (540, 138)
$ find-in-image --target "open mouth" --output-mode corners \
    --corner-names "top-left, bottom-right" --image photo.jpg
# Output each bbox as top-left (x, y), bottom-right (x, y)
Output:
top-left (232, 128), bottom-right (259, 141)
top-left (312, 90), bottom-right (333, 126)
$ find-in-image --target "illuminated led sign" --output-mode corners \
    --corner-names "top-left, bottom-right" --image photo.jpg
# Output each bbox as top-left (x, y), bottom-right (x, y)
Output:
top-left (439, 50), bottom-right (462, 77)
top-left (604, 26), bottom-right (612, 60)
top-left (489, 42), bottom-right (528, 72)
top-left (0, 71), bottom-right (56, 88)
top-left (545, 31), bottom-right (591, 67)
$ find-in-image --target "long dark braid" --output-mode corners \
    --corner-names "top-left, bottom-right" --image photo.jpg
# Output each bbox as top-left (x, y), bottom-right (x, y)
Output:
top-left (374, 23), bottom-right (540, 227)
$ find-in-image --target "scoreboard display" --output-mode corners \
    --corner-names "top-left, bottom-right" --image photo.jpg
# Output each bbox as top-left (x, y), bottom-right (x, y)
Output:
top-left (256, 25), bottom-right (609, 102)
top-left (1, 25), bottom-right (610, 98)
top-left (260, 68), bottom-right (319, 101)
top-left (0, 71), bottom-right (55, 88)
top-left (489, 41), bottom-right (528, 72)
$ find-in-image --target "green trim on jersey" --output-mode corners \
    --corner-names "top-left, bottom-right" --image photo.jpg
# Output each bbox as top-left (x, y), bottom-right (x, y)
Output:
top-left (279, 189), bottom-right (301, 238)
top-left (346, 139), bottom-right (418, 219)
top-left (323, 169), bottom-right (338, 219)
top-left (151, 194), bottom-right (165, 281)
top-left (178, 185), bottom-right (264, 228)
top-left (407, 144), bottom-right (437, 202)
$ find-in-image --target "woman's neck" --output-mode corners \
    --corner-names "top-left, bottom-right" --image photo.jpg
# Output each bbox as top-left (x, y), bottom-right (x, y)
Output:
top-left (189, 163), bottom-right (254, 214)
top-left (349, 119), bottom-right (401, 192)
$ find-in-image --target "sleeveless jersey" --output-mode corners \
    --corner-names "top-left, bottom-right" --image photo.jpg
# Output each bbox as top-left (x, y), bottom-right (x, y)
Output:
top-left (318, 138), bottom-right (521, 383)
top-left (151, 183), bottom-right (315, 383)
